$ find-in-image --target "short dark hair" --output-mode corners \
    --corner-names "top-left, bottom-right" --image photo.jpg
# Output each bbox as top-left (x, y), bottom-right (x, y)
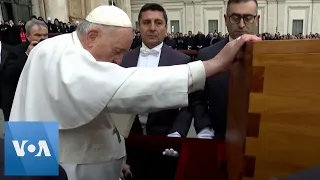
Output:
top-left (138, 3), bottom-right (168, 24)
top-left (227, 0), bottom-right (258, 14)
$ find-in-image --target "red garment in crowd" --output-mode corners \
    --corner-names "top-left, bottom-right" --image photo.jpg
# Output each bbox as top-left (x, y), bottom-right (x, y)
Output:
top-left (20, 28), bottom-right (26, 42)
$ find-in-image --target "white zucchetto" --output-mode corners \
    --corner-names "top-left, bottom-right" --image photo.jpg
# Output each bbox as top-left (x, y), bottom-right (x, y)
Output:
top-left (86, 5), bottom-right (132, 28)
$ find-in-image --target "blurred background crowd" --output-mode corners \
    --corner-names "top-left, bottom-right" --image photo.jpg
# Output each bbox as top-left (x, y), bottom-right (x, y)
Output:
top-left (1, 16), bottom-right (319, 49)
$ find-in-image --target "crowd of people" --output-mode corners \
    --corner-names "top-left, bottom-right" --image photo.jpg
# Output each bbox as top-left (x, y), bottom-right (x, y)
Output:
top-left (131, 30), bottom-right (320, 50)
top-left (0, 16), bottom-right (78, 46)
top-left (1, 16), bottom-right (319, 50)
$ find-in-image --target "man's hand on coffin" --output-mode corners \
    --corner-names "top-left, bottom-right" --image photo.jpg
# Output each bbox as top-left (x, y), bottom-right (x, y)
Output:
top-left (203, 34), bottom-right (261, 76)
top-left (162, 148), bottom-right (179, 157)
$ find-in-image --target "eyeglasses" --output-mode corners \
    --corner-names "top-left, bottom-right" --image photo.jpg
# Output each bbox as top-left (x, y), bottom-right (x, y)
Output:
top-left (228, 14), bottom-right (257, 24)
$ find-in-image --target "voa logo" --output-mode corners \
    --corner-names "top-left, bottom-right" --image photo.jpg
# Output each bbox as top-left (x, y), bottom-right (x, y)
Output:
top-left (12, 140), bottom-right (51, 157)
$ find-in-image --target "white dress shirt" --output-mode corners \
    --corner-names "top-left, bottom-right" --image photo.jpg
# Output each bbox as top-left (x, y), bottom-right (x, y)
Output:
top-left (137, 43), bottom-right (162, 133)
top-left (137, 42), bottom-right (162, 68)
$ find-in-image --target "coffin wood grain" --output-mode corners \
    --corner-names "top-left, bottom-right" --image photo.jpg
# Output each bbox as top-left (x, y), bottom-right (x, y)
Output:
top-left (226, 40), bottom-right (320, 180)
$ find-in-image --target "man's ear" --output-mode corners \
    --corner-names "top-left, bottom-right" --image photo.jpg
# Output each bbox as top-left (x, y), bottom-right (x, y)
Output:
top-left (87, 29), bottom-right (99, 42)
top-left (25, 33), bottom-right (30, 42)
top-left (85, 29), bottom-right (99, 48)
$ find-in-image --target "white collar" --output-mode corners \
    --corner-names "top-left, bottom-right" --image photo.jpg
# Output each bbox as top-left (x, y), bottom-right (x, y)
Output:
top-left (229, 36), bottom-right (234, 42)
top-left (141, 42), bottom-right (163, 51)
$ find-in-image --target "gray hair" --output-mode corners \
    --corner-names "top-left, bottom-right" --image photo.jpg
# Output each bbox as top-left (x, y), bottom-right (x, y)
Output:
top-left (25, 19), bottom-right (48, 34)
top-left (76, 20), bottom-right (117, 36)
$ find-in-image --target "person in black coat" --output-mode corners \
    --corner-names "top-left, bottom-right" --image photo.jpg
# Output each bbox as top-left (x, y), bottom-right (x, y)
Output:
top-left (122, 3), bottom-right (195, 180)
top-left (164, 34), bottom-right (177, 49)
top-left (0, 19), bottom-right (48, 121)
top-left (0, 42), bottom-right (14, 111)
top-left (191, 0), bottom-right (260, 139)
top-left (1, 20), bottom-right (21, 46)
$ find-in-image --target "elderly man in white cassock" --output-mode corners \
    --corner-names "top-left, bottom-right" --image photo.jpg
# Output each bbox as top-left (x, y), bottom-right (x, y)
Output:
top-left (9, 5), bottom-right (260, 180)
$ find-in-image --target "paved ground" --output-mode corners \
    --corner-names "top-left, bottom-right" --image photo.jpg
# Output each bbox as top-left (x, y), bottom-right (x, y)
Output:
top-left (186, 119), bottom-right (197, 138)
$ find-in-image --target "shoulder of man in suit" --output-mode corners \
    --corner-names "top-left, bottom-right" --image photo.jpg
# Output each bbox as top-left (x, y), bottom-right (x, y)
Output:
top-left (122, 47), bottom-right (139, 62)
top-left (199, 38), bottom-right (228, 60)
top-left (164, 47), bottom-right (190, 63)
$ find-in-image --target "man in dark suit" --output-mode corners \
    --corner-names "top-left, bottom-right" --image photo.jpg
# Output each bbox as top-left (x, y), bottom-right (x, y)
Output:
top-left (122, 3), bottom-right (194, 180)
top-left (122, 3), bottom-right (192, 139)
top-left (194, 31), bottom-right (206, 50)
top-left (122, 41), bottom-right (192, 137)
top-left (0, 42), bottom-right (10, 72)
top-left (192, 0), bottom-right (260, 139)
top-left (0, 42), bottom-right (16, 73)
top-left (164, 34), bottom-right (177, 49)
top-left (0, 19), bottom-right (48, 121)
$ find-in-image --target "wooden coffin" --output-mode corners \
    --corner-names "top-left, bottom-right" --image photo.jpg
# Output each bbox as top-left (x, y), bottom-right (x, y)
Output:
top-left (226, 40), bottom-right (320, 180)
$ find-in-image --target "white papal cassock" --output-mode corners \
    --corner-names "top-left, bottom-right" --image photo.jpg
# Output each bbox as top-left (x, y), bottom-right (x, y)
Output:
top-left (9, 30), bottom-right (206, 179)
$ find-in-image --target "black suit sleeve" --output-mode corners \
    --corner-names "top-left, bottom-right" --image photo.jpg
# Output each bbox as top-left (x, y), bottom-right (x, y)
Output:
top-left (168, 56), bottom-right (193, 137)
top-left (3, 52), bottom-right (27, 81)
top-left (192, 40), bottom-right (229, 136)
top-left (190, 50), bottom-right (212, 133)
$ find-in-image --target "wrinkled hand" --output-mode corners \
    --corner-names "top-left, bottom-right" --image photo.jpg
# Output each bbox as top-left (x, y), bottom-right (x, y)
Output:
top-left (204, 35), bottom-right (261, 77)
top-left (26, 41), bottom-right (38, 56)
top-left (162, 148), bottom-right (179, 157)
top-left (217, 34), bottom-right (261, 70)
top-left (120, 164), bottom-right (132, 180)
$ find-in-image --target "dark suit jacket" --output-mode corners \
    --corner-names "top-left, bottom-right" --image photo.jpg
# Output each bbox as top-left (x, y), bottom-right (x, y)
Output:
top-left (0, 43), bottom-right (15, 72)
top-left (0, 43), bottom-right (16, 110)
top-left (121, 44), bottom-right (193, 137)
top-left (131, 36), bottom-right (142, 49)
top-left (0, 42), bottom-right (29, 121)
top-left (191, 38), bottom-right (229, 138)
top-left (1, 25), bottom-right (21, 46)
